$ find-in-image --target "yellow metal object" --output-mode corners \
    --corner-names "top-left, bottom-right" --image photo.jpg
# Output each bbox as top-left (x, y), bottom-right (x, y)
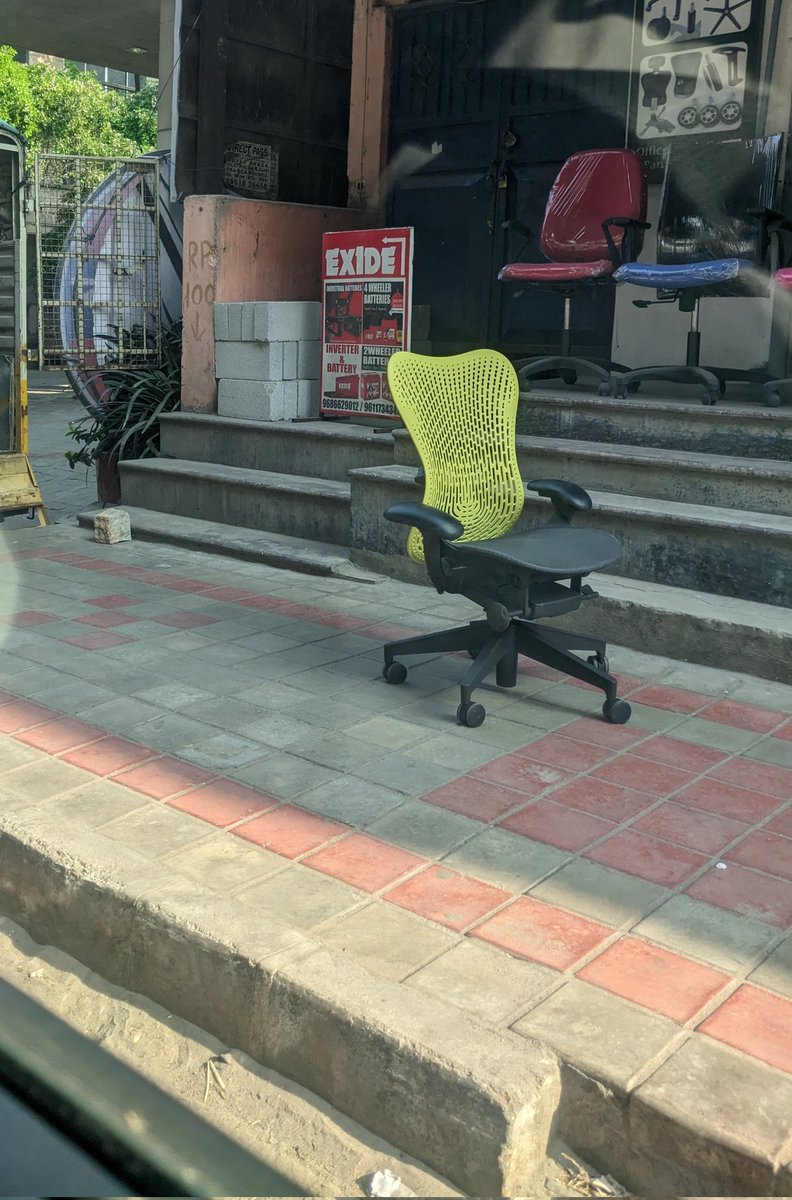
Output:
top-left (0, 453), bottom-right (48, 525)
top-left (387, 349), bottom-right (524, 562)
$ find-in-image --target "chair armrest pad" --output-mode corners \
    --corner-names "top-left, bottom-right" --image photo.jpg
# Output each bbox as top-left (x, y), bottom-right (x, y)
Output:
top-left (528, 478), bottom-right (593, 522)
top-left (385, 502), bottom-right (464, 542)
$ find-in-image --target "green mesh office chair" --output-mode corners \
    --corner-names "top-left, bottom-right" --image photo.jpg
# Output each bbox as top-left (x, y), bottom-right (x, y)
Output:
top-left (381, 349), bottom-right (631, 728)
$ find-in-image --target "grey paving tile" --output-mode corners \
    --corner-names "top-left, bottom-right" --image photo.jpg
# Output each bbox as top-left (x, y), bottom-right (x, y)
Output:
top-left (351, 751), bottom-right (460, 796)
top-left (290, 731), bottom-right (385, 771)
top-left (2, 758), bottom-right (97, 801)
top-left (748, 935), bottom-right (792, 998)
top-left (317, 901), bottom-right (457, 981)
top-left (297, 776), bottom-right (406, 825)
top-left (366, 799), bottom-right (480, 857)
top-left (408, 939), bottom-right (556, 1025)
top-left (443, 826), bottom-right (570, 893)
top-left (671, 718), bottom-right (759, 753)
top-left (98, 803), bottom-right (211, 857)
top-left (230, 750), bottom-right (337, 800)
top-left (180, 732), bottom-right (273, 771)
top-left (165, 835), bottom-right (287, 894)
top-left (239, 863), bottom-right (366, 930)
top-left (514, 980), bottom-right (681, 1091)
top-left (531, 858), bottom-right (671, 928)
top-left (82, 697), bottom-right (165, 734)
top-left (745, 738), bottom-right (792, 770)
top-left (634, 893), bottom-right (780, 973)
top-left (44, 780), bottom-right (150, 827)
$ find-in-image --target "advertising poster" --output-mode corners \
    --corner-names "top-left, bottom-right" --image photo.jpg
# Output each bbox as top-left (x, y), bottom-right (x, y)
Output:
top-left (321, 227), bottom-right (413, 419)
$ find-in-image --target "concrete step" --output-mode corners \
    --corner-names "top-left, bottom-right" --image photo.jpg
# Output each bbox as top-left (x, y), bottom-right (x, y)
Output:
top-left (519, 391), bottom-right (792, 459)
top-left (119, 459), bottom-right (351, 546)
top-left (349, 464), bottom-right (792, 607)
top-left (77, 506), bottom-right (374, 581)
top-left (393, 431), bottom-right (792, 517)
top-left (160, 412), bottom-right (395, 483)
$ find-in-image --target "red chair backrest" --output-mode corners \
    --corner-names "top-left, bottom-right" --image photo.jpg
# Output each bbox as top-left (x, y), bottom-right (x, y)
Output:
top-left (540, 149), bottom-right (647, 263)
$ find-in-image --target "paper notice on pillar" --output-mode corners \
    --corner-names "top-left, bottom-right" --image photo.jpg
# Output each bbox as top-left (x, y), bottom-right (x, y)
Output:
top-left (321, 228), bottom-right (413, 419)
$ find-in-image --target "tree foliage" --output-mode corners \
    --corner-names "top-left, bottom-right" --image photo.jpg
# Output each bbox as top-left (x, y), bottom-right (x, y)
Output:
top-left (0, 45), bottom-right (157, 157)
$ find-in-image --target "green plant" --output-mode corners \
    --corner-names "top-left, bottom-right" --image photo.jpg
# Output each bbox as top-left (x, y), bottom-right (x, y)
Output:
top-left (65, 321), bottom-right (182, 472)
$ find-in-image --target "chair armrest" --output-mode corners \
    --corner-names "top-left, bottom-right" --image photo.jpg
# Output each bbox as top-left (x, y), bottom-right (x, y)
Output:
top-left (385, 502), bottom-right (464, 542)
top-left (602, 216), bottom-right (651, 269)
top-left (528, 478), bottom-right (593, 523)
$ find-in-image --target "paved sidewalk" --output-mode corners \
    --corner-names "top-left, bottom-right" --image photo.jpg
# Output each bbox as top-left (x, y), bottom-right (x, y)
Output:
top-left (1, 518), bottom-right (792, 1182)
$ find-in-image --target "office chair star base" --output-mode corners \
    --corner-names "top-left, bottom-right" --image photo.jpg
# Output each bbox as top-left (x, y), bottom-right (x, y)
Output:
top-left (383, 617), bottom-right (632, 727)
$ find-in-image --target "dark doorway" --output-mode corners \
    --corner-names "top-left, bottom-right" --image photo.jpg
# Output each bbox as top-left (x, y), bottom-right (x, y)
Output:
top-left (388, 0), bottom-right (637, 358)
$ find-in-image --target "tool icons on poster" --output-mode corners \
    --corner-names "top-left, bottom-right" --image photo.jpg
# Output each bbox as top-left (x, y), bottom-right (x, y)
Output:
top-left (637, 41), bottom-right (745, 137)
top-left (643, 0), bottom-right (751, 44)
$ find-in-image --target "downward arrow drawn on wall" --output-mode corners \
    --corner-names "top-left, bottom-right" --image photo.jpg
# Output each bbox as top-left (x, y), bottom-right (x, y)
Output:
top-left (190, 312), bottom-right (204, 342)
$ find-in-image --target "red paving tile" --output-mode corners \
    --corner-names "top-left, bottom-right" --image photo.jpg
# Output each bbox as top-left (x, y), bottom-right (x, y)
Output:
top-left (472, 754), bottom-right (574, 797)
top-left (560, 717), bottom-right (645, 750)
top-left (674, 777), bottom-right (782, 824)
top-left (539, 776), bottom-right (657, 823)
top-left (156, 578), bottom-right (211, 593)
top-left (471, 896), bottom-right (612, 969)
top-left (515, 733), bottom-right (614, 772)
top-left (151, 612), bottom-right (220, 629)
top-left (628, 685), bottom-right (709, 714)
top-left (709, 758), bottom-right (792, 801)
top-left (700, 700), bottom-right (786, 734)
top-left (727, 830), bottom-right (792, 882)
top-left (773, 721), bottom-right (792, 743)
top-left (232, 805), bottom-right (345, 858)
top-left (500, 798), bottom-right (615, 852)
top-left (386, 866), bottom-right (510, 931)
top-left (87, 595), bottom-right (145, 608)
top-left (15, 718), bottom-right (103, 754)
top-left (423, 776), bottom-right (525, 822)
top-left (632, 802), bottom-right (748, 856)
top-left (686, 863), bottom-right (792, 928)
top-left (579, 937), bottom-right (729, 1023)
top-left (636, 735), bottom-right (728, 774)
top-left (767, 808), bottom-right (792, 838)
top-left (592, 754), bottom-right (695, 797)
top-left (2, 611), bottom-right (58, 626)
top-left (304, 611), bottom-right (369, 631)
top-left (698, 985), bottom-right (792, 1075)
top-left (113, 757), bottom-right (216, 799)
top-left (356, 621), bottom-right (422, 642)
top-left (73, 611), bottom-right (140, 629)
top-left (586, 829), bottom-right (709, 887)
top-left (237, 595), bottom-right (290, 611)
top-left (62, 737), bottom-right (158, 775)
top-left (306, 834), bottom-right (424, 893)
top-left (168, 780), bottom-right (276, 826)
top-left (0, 700), bottom-right (55, 733)
top-left (63, 630), bottom-right (135, 650)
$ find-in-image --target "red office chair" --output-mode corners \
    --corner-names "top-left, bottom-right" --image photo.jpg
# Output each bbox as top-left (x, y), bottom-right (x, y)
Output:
top-left (499, 149), bottom-right (648, 395)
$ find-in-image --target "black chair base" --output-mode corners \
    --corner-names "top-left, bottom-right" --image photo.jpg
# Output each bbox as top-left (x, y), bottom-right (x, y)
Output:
top-left (383, 617), bottom-right (631, 728)
top-left (612, 364), bottom-right (720, 405)
top-left (517, 355), bottom-right (631, 396)
top-left (761, 379), bottom-right (792, 408)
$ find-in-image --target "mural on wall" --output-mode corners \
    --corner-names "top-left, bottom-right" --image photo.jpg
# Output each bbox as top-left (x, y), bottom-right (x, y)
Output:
top-left (629, 0), bottom-right (763, 178)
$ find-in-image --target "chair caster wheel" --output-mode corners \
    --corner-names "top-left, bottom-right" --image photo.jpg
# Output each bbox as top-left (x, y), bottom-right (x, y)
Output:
top-left (603, 698), bottom-right (631, 724)
top-left (486, 603), bottom-right (511, 633)
top-left (765, 391), bottom-right (782, 408)
top-left (614, 387), bottom-right (627, 400)
top-left (457, 701), bottom-right (486, 728)
top-left (587, 653), bottom-right (609, 673)
top-left (627, 381), bottom-right (641, 393)
top-left (383, 661), bottom-right (407, 685)
top-left (597, 381), bottom-right (612, 397)
top-left (560, 369), bottom-right (577, 386)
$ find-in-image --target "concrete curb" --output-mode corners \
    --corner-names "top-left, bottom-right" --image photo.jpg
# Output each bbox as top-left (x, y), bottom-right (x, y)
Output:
top-left (0, 807), bottom-right (560, 1196)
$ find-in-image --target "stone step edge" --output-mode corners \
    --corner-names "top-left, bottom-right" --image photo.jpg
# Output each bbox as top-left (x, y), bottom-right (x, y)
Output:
top-left (391, 429), bottom-right (792, 479)
top-left (522, 390), bottom-right (792, 422)
top-left (165, 411), bottom-right (398, 447)
top-left (353, 464), bottom-right (792, 536)
top-left (76, 508), bottom-right (375, 583)
top-left (0, 808), bottom-right (558, 1198)
top-left (121, 458), bottom-right (351, 500)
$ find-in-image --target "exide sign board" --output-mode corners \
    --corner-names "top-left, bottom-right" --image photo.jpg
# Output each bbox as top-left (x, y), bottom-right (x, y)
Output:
top-left (320, 227), bottom-right (413, 419)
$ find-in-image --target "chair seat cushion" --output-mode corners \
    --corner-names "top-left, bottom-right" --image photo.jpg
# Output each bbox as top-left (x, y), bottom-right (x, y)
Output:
top-left (450, 525), bottom-right (621, 577)
top-left (776, 267), bottom-right (792, 291)
top-left (613, 258), bottom-right (753, 289)
top-left (498, 259), bottom-right (614, 284)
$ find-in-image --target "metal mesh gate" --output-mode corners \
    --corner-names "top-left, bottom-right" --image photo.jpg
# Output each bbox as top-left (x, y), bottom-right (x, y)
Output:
top-left (35, 154), bottom-right (161, 371)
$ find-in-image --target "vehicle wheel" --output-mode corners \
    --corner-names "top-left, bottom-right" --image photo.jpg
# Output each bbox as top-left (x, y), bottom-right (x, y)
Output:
top-left (383, 661), bottom-right (407, 684)
top-left (457, 701), bottom-right (486, 728)
top-left (603, 698), bottom-right (632, 724)
top-left (587, 653), bottom-right (609, 673)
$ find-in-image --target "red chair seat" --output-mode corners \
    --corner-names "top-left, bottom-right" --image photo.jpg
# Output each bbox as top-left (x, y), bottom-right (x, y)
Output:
top-left (498, 259), bottom-right (615, 283)
top-left (775, 267), bottom-right (792, 291)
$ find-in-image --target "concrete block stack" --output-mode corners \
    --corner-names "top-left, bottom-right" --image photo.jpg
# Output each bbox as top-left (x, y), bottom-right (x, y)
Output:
top-left (214, 301), bottom-right (322, 421)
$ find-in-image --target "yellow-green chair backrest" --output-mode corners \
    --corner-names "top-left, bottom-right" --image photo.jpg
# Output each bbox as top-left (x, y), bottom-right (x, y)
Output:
top-left (387, 349), bottom-right (524, 562)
